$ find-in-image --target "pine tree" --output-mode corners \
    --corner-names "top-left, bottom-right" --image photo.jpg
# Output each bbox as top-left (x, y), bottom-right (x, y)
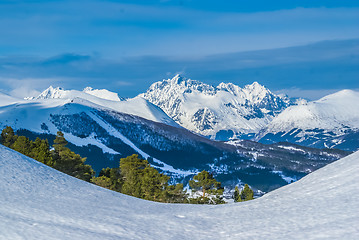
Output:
top-left (119, 154), bottom-right (186, 202)
top-left (235, 184), bottom-right (254, 202)
top-left (91, 176), bottom-right (113, 189)
top-left (234, 186), bottom-right (240, 202)
top-left (30, 137), bottom-right (42, 159)
top-left (141, 166), bottom-right (169, 201)
top-left (120, 154), bottom-right (147, 198)
top-left (29, 138), bottom-right (53, 166)
top-left (37, 139), bottom-right (53, 166)
top-left (91, 167), bottom-right (122, 192)
top-left (0, 128), bottom-right (93, 182)
top-left (12, 136), bottom-right (32, 156)
top-left (1, 126), bottom-right (17, 147)
top-left (164, 183), bottom-right (187, 203)
top-left (108, 168), bottom-right (122, 191)
top-left (189, 170), bottom-right (224, 204)
top-left (51, 131), bottom-right (94, 182)
top-left (52, 131), bottom-right (67, 164)
top-left (53, 147), bottom-right (94, 182)
top-left (53, 131), bottom-right (68, 148)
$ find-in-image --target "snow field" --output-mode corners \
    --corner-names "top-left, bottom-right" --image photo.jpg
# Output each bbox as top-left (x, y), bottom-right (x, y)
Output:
top-left (1, 145), bottom-right (358, 239)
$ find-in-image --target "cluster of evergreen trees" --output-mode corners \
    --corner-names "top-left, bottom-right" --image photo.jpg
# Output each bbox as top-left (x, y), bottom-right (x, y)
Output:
top-left (189, 170), bottom-right (225, 204)
top-left (1, 126), bottom-right (94, 182)
top-left (234, 184), bottom-right (254, 202)
top-left (1, 126), bottom-right (254, 204)
top-left (92, 154), bottom-right (188, 203)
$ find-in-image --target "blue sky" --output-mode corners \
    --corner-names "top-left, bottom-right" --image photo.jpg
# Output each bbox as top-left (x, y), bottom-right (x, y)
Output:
top-left (0, 0), bottom-right (358, 99)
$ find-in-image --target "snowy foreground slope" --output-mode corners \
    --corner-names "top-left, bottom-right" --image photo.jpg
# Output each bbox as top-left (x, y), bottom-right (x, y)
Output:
top-left (1, 145), bottom-right (358, 240)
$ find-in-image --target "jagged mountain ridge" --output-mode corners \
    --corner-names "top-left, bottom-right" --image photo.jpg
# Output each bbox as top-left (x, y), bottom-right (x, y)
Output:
top-left (256, 89), bottom-right (359, 151)
top-left (139, 74), bottom-right (292, 140)
top-left (139, 75), bottom-right (359, 151)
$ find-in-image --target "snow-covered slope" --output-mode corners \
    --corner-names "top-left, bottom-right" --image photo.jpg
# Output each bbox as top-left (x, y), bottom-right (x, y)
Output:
top-left (83, 87), bottom-right (124, 101)
top-left (1, 145), bottom-right (358, 239)
top-left (139, 74), bottom-right (291, 140)
top-left (0, 94), bottom-right (188, 174)
top-left (257, 90), bottom-right (359, 151)
top-left (28, 86), bottom-right (179, 127)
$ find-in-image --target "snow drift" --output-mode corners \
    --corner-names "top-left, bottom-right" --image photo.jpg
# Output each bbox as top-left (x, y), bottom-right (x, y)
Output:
top-left (1, 145), bottom-right (358, 239)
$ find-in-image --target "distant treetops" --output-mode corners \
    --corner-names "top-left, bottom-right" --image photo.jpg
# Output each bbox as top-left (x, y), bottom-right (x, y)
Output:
top-left (1, 126), bottom-right (254, 204)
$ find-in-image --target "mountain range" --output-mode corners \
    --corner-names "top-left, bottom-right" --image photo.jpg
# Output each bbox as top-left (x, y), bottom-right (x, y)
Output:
top-left (139, 74), bottom-right (293, 140)
top-left (0, 79), bottom-right (352, 193)
top-left (140, 75), bottom-right (359, 151)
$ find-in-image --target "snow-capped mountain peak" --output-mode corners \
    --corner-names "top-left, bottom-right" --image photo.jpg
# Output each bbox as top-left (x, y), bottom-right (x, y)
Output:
top-left (33, 86), bottom-right (123, 102)
top-left (172, 73), bottom-right (185, 84)
top-left (217, 81), bottom-right (276, 105)
top-left (217, 82), bottom-right (240, 96)
top-left (243, 81), bottom-right (268, 97)
top-left (163, 74), bottom-right (217, 94)
top-left (35, 86), bottom-right (66, 99)
top-left (139, 75), bottom-right (292, 140)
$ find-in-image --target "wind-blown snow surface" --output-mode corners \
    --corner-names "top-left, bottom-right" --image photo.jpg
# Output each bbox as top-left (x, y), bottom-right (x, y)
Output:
top-left (1, 145), bottom-right (358, 239)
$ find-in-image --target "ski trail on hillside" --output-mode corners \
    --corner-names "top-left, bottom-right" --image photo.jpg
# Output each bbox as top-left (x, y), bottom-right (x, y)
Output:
top-left (87, 111), bottom-right (194, 176)
top-left (62, 132), bottom-right (119, 155)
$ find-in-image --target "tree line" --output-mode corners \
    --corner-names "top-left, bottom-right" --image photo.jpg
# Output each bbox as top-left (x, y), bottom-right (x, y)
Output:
top-left (1, 126), bottom-right (94, 181)
top-left (1, 126), bottom-right (253, 204)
